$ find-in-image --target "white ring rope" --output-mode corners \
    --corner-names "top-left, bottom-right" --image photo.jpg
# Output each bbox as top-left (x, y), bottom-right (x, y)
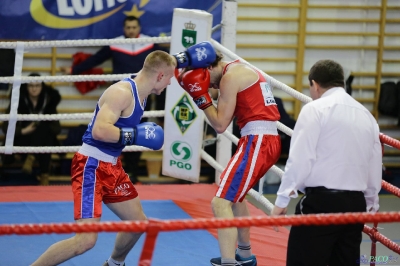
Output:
top-left (0, 36), bottom-right (171, 84)
top-left (0, 74), bottom-right (134, 84)
top-left (0, 145), bottom-right (158, 154)
top-left (0, 36), bottom-right (171, 49)
top-left (0, 110), bottom-right (165, 121)
top-left (210, 39), bottom-right (312, 104)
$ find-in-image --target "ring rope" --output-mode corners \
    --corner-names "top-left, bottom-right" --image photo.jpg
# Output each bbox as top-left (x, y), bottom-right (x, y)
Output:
top-left (381, 180), bottom-right (400, 198)
top-left (380, 133), bottom-right (400, 150)
top-left (210, 39), bottom-right (312, 104)
top-left (0, 110), bottom-right (165, 121)
top-left (0, 145), bottom-right (156, 154)
top-left (0, 36), bottom-right (171, 49)
top-left (0, 74), bottom-right (134, 84)
top-left (0, 36), bottom-right (170, 84)
top-left (1, 213), bottom-right (398, 258)
top-left (1, 211), bottom-right (399, 239)
top-left (363, 224), bottom-right (400, 254)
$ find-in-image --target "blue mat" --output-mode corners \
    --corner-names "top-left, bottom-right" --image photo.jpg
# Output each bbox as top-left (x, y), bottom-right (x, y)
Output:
top-left (0, 200), bottom-right (220, 265)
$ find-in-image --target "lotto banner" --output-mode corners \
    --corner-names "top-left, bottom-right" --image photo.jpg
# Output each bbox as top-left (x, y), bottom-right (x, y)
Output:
top-left (162, 8), bottom-right (213, 182)
top-left (0, 0), bottom-right (221, 40)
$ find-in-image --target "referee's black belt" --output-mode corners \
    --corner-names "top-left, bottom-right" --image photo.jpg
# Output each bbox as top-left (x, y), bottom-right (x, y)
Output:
top-left (305, 186), bottom-right (362, 195)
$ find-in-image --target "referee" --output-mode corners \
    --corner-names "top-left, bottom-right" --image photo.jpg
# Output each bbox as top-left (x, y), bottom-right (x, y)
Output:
top-left (271, 59), bottom-right (382, 266)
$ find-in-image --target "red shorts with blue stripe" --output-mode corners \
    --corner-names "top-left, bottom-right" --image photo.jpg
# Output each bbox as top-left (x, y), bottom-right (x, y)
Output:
top-left (216, 134), bottom-right (281, 203)
top-left (71, 153), bottom-right (138, 220)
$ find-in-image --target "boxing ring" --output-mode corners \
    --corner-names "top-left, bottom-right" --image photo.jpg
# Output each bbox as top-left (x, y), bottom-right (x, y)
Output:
top-left (1, 9), bottom-right (400, 266)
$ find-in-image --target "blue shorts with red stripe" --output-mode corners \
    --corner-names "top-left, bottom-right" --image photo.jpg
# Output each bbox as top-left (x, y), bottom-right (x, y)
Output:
top-left (71, 153), bottom-right (138, 220)
top-left (216, 134), bottom-right (281, 202)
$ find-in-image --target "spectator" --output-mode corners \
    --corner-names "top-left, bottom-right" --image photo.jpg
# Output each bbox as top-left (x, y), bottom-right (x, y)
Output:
top-left (61, 15), bottom-right (169, 183)
top-left (275, 96), bottom-right (296, 158)
top-left (0, 49), bottom-right (15, 91)
top-left (2, 73), bottom-right (61, 185)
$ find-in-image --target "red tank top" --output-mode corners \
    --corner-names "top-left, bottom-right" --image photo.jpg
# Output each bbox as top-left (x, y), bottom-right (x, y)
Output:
top-left (223, 60), bottom-right (280, 129)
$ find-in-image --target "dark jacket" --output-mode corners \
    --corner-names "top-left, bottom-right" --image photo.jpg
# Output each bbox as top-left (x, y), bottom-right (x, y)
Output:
top-left (2, 83), bottom-right (61, 145)
top-left (71, 34), bottom-right (169, 75)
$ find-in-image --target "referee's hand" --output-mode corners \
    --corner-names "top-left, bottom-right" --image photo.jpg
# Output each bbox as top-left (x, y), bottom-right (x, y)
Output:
top-left (270, 206), bottom-right (288, 232)
top-left (271, 205), bottom-right (287, 216)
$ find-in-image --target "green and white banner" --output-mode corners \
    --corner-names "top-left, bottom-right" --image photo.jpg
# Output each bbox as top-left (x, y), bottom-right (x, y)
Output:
top-left (162, 8), bottom-right (213, 182)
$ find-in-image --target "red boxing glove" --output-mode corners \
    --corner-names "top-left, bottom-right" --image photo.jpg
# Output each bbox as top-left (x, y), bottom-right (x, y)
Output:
top-left (180, 68), bottom-right (212, 110)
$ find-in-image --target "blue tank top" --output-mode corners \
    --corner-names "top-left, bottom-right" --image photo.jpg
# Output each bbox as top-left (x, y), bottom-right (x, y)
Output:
top-left (82, 77), bottom-right (146, 157)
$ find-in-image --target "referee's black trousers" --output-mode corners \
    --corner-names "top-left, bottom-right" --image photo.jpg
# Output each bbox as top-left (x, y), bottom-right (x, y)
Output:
top-left (286, 187), bottom-right (366, 266)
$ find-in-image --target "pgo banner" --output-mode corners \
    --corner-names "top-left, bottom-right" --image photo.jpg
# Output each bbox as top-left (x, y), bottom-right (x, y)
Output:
top-left (0, 0), bottom-right (222, 40)
top-left (162, 8), bottom-right (213, 183)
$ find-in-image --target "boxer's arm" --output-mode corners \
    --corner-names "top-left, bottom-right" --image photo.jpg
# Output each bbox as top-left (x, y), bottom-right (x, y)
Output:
top-left (92, 83), bottom-right (132, 142)
top-left (203, 71), bottom-right (239, 134)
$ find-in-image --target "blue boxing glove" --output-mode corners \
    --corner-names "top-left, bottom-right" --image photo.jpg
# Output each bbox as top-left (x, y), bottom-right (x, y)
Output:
top-left (173, 41), bottom-right (216, 69)
top-left (119, 122), bottom-right (164, 150)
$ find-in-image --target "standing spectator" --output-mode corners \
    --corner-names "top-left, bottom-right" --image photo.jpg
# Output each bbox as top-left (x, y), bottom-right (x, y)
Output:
top-left (271, 59), bottom-right (382, 266)
top-left (274, 97), bottom-right (296, 157)
top-left (61, 15), bottom-right (169, 183)
top-left (2, 73), bottom-right (61, 185)
top-left (0, 49), bottom-right (15, 90)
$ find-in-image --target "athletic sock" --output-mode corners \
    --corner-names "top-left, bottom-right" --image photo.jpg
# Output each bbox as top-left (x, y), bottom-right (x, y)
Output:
top-left (221, 258), bottom-right (236, 266)
top-left (237, 242), bottom-right (252, 258)
top-left (107, 257), bottom-right (125, 266)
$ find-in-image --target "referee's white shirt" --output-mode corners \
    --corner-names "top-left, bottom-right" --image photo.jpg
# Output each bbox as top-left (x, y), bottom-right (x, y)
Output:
top-left (275, 87), bottom-right (382, 212)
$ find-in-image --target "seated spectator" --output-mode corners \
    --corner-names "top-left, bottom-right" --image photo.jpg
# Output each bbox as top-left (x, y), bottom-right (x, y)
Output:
top-left (1, 73), bottom-right (61, 185)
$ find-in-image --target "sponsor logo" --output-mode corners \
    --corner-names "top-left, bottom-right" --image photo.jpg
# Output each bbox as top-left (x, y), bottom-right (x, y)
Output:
top-left (358, 254), bottom-right (398, 264)
top-left (237, 259), bottom-right (255, 265)
top-left (29, 0), bottom-right (131, 29)
top-left (171, 141), bottom-right (192, 161)
top-left (182, 21), bottom-right (197, 48)
top-left (114, 183), bottom-right (131, 196)
top-left (195, 47), bottom-right (208, 62)
top-left (175, 52), bottom-right (187, 64)
top-left (145, 125), bottom-right (156, 139)
top-left (123, 130), bottom-right (133, 144)
top-left (260, 82), bottom-right (276, 106)
top-left (171, 94), bottom-right (197, 134)
top-left (188, 83), bottom-right (202, 93)
top-left (265, 98), bottom-right (275, 104)
top-left (194, 96), bottom-right (207, 107)
top-left (170, 141), bottom-right (193, 171)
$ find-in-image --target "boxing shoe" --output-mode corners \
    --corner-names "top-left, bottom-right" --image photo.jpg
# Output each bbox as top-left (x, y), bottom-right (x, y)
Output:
top-left (102, 261), bottom-right (125, 266)
top-left (210, 253), bottom-right (257, 266)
